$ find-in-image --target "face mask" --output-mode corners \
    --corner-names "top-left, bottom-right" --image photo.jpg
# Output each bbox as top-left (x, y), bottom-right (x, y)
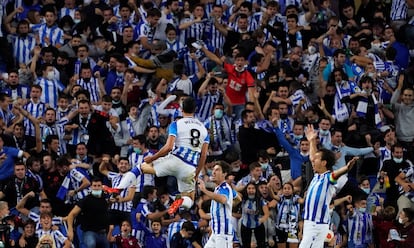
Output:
top-left (91, 189), bottom-right (102, 197)
top-left (248, 194), bottom-right (255, 200)
top-left (232, 166), bottom-right (240, 172)
top-left (152, 197), bottom-right (158, 203)
top-left (367, 72), bottom-right (375, 78)
top-left (116, 72), bottom-right (124, 77)
top-left (399, 217), bottom-right (405, 224)
top-left (300, 151), bottom-right (309, 156)
top-left (234, 66), bottom-right (245, 72)
top-left (294, 134), bottom-right (303, 140)
top-left (83, 77), bottom-right (91, 82)
top-left (280, 114), bottom-right (288, 119)
top-left (319, 129), bottom-right (329, 136)
top-left (308, 46), bottom-right (317, 55)
top-left (134, 148), bottom-right (142, 154)
top-left (207, 169), bottom-right (212, 176)
top-left (46, 71), bottom-right (54, 80)
top-left (214, 109), bottom-right (224, 119)
top-left (393, 157), bottom-right (403, 163)
top-left (363, 89), bottom-right (372, 94)
top-left (260, 162), bottom-right (269, 170)
top-left (358, 207), bottom-right (366, 213)
top-left (362, 188), bottom-right (370, 194)
top-left (74, 19), bottom-right (81, 24)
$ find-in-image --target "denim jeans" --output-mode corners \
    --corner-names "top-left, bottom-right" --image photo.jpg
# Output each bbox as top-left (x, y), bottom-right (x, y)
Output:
top-left (82, 230), bottom-right (110, 248)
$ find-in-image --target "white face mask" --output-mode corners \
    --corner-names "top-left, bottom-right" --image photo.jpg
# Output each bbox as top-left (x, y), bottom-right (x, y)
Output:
top-left (47, 71), bottom-right (55, 80)
top-left (393, 157), bottom-right (403, 163)
top-left (308, 45), bottom-right (317, 55)
top-left (399, 217), bottom-right (405, 224)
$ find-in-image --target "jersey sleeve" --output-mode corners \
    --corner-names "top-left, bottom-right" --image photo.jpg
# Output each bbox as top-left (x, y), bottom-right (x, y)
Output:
top-left (168, 121), bottom-right (178, 137)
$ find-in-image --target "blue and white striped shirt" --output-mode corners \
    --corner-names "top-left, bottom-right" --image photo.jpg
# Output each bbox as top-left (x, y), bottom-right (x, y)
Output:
top-left (12, 35), bottom-right (36, 65)
top-left (40, 118), bottom-right (69, 154)
top-left (38, 24), bottom-right (64, 47)
top-left (77, 78), bottom-right (101, 103)
top-left (196, 91), bottom-right (221, 122)
top-left (59, 7), bottom-right (77, 19)
top-left (167, 220), bottom-right (199, 246)
top-left (23, 100), bottom-right (46, 137)
top-left (129, 151), bottom-right (155, 193)
top-left (346, 211), bottom-right (373, 246)
top-left (35, 77), bottom-right (65, 108)
top-left (108, 171), bottom-right (133, 212)
top-left (210, 181), bottom-right (233, 235)
top-left (36, 229), bottom-right (68, 248)
top-left (179, 17), bottom-right (205, 45)
top-left (391, 0), bottom-right (407, 21)
top-left (170, 117), bottom-right (209, 167)
top-left (241, 198), bottom-right (267, 228)
top-left (304, 172), bottom-right (336, 224)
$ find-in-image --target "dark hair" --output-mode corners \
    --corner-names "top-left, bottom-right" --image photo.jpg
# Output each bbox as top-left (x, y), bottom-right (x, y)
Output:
top-left (318, 148), bottom-right (336, 171)
top-left (132, 135), bottom-right (147, 146)
top-left (143, 185), bottom-right (157, 199)
top-left (249, 162), bottom-right (261, 172)
top-left (391, 143), bottom-right (404, 153)
top-left (242, 182), bottom-right (264, 215)
top-left (56, 156), bottom-right (71, 168)
top-left (182, 97), bottom-right (196, 114)
top-left (91, 176), bottom-right (103, 184)
top-left (147, 8), bottom-right (162, 17)
top-left (215, 160), bottom-right (231, 176)
top-left (181, 221), bottom-right (196, 232)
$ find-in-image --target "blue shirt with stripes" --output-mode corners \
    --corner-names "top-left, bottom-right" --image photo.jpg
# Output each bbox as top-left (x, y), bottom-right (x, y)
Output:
top-left (241, 198), bottom-right (267, 228)
top-left (108, 171), bottom-right (133, 212)
top-left (303, 172), bottom-right (337, 224)
top-left (210, 181), bottom-right (233, 235)
top-left (129, 151), bottom-right (155, 193)
top-left (38, 24), bottom-right (64, 47)
top-left (24, 100), bottom-right (46, 137)
top-left (35, 77), bottom-right (65, 108)
top-left (12, 35), bottom-right (36, 65)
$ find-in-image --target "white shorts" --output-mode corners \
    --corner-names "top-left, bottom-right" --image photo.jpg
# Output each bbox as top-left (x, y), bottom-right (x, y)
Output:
top-left (204, 234), bottom-right (233, 248)
top-left (153, 154), bottom-right (196, 193)
top-left (299, 220), bottom-right (329, 248)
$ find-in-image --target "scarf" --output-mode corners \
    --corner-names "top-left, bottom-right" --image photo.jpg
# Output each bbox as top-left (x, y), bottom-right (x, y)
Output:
top-left (333, 82), bottom-right (350, 122)
top-left (356, 93), bottom-right (382, 128)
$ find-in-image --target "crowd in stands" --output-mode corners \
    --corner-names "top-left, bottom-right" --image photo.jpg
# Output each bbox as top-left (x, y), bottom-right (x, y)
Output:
top-left (1, 0), bottom-right (414, 247)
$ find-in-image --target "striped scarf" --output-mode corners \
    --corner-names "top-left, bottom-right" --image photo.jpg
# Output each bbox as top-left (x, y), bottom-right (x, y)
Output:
top-left (356, 93), bottom-right (382, 128)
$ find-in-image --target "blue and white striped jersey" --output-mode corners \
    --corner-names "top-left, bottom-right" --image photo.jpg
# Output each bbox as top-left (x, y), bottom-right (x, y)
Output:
top-left (196, 91), bottom-right (222, 122)
top-left (170, 117), bottom-right (209, 167)
top-left (179, 17), bottom-right (205, 45)
top-left (35, 77), bottom-right (65, 108)
top-left (23, 99), bottom-right (46, 137)
top-left (210, 181), bottom-right (233, 235)
top-left (28, 211), bottom-right (62, 230)
top-left (241, 198), bottom-right (267, 228)
top-left (36, 229), bottom-right (68, 248)
top-left (108, 171), bottom-right (133, 212)
top-left (346, 211), bottom-right (373, 246)
top-left (76, 78), bottom-right (101, 103)
top-left (303, 172), bottom-right (336, 224)
top-left (167, 220), bottom-right (199, 246)
top-left (59, 7), bottom-right (77, 19)
top-left (390, 0), bottom-right (407, 21)
top-left (129, 151), bottom-right (155, 193)
top-left (69, 168), bottom-right (90, 201)
top-left (11, 35), bottom-right (36, 65)
top-left (38, 24), bottom-right (64, 47)
top-left (40, 118), bottom-right (69, 154)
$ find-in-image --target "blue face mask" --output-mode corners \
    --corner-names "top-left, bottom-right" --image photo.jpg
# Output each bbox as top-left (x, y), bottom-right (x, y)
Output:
top-left (91, 190), bottom-right (102, 197)
top-left (248, 194), bottom-right (255, 200)
top-left (358, 207), bottom-right (366, 213)
top-left (293, 134), bottom-right (303, 140)
top-left (319, 129), bottom-right (329, 136)
top-left (134, 148), bottom-right (142, 155)
top-left (214, 109), bottom-right (224, 119)
top-left (362, 188), bottom-right (370, 194)
top-left (207, 169), bottom-right (212, 176)
top-left (260, 163), bottom-right (269, 170)
top-left (393, 157), bottom-right (403, 163)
